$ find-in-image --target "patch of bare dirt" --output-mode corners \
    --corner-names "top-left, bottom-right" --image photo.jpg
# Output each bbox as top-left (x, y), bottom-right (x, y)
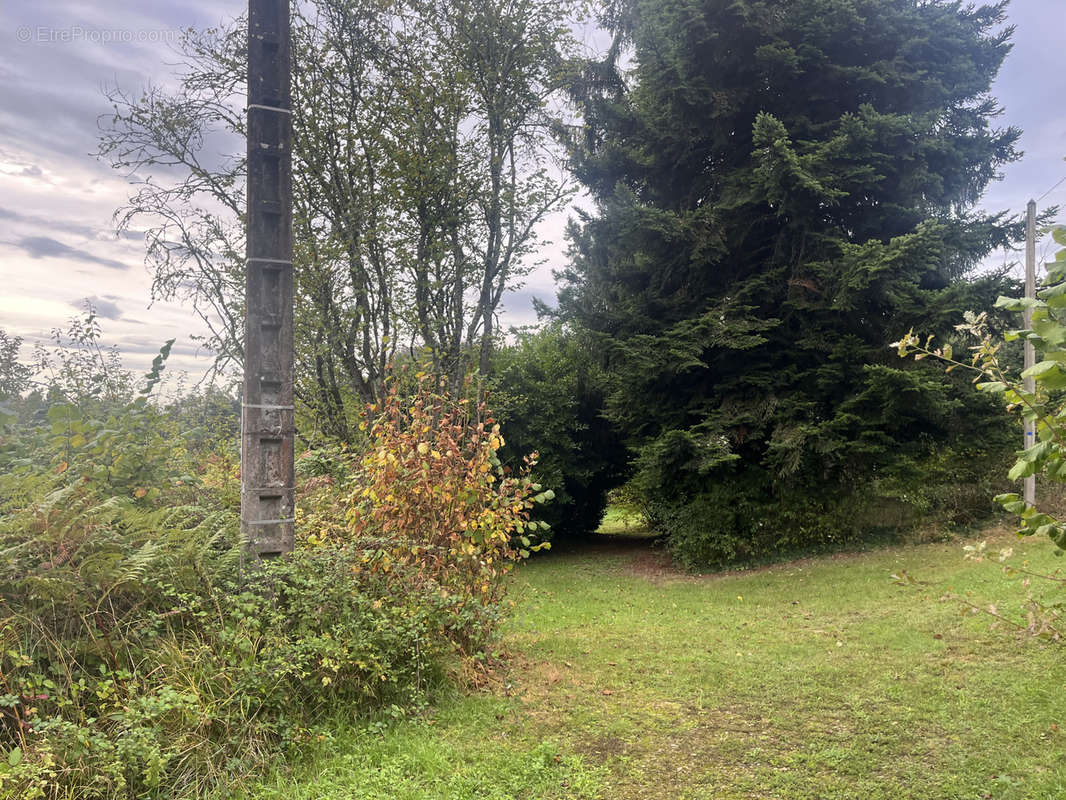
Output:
top-left (625, 549), bottom-right (679, 581)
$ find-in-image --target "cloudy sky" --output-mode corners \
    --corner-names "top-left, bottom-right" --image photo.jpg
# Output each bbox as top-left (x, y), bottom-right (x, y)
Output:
top-left (1, 1), bottom-right (1064, 381)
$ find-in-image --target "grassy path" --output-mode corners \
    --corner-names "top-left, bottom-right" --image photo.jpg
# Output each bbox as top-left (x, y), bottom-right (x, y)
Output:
top-left (244, 530), bottom-right (1066, 799)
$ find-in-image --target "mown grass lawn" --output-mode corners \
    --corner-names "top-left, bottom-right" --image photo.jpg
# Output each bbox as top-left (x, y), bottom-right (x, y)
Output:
top-left (240, 527), bottom-right (1066, 799)
top-left (594, 505), bottom-right (648, 536)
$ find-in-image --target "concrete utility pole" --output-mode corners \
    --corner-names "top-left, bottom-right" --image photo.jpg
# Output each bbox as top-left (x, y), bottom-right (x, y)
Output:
top-left (1024, 199), bottom-right (1037, 508)
top-left (241, 0), bottom-right (295, 556)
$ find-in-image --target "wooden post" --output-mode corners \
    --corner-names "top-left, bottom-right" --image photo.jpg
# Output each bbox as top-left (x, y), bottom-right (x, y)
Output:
top-left (242, 0), bottom-right (294, 557)
top-left (1024, 199), bottom-right (1036, 507)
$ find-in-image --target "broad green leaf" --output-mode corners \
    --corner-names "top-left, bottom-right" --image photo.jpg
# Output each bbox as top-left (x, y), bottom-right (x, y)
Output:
top-left (995, 295), bottom-right (1046, 312)
top-left (1038, 280), bottom-right (1066, 307)
top-left (1008, 460), bottom-right (1033, 481)
top-left (1021, 361), bottom-right (1066, 389)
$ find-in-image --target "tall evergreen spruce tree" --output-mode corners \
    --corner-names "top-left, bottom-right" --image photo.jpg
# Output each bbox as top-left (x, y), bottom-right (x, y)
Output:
top-left (560, 0), bottom-right (1024, 566)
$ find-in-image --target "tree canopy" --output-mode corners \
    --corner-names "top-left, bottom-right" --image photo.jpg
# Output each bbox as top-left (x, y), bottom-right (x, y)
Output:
top-left (99, 0), bottom-right (576, 440)
top-left (560, 0), bottom-right (1025, 564)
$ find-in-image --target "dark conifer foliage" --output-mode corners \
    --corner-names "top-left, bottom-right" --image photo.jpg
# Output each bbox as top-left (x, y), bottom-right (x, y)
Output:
top-left (560, 0), bottom-right (1023, 565)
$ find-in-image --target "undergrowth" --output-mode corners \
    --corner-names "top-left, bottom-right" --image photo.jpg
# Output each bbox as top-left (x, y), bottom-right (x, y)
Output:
top-left (0, 339), bottom-right (542, 799)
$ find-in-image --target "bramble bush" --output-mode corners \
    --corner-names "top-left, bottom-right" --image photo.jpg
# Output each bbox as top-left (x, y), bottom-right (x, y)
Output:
top-left (0, 493), bottom-right (460, 798)
top-left (0, 322), bottom-right (543, 798)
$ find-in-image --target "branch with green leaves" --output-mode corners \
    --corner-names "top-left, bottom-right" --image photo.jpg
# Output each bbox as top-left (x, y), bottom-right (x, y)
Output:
top-left (893, 227), bottom-right (1066, 551)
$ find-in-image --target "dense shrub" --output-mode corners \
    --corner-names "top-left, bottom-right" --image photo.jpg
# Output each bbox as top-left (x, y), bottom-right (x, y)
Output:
top-left (0, 491), bottom-right (458, 798)
top-left (0, 340), bottom-right (538, 798)
top-left (637, 379), bottom-right (1013, 570)
top-left (648, 457), bottom-right (1010, 571)
top-left (345, 370), bottom-right (550, 654)
top-left (491, 326), bottom-right (628, 538)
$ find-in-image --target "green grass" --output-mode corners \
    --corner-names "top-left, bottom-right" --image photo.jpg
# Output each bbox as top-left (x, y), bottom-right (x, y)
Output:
top-left (595, 505), bottom-right (650, 536)
top-left (235, 528), bottom-right (1066, 799)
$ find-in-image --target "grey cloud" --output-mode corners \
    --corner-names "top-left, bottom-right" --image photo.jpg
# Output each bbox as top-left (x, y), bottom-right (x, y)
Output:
top-left (116, 336), bottom-right (205, 358)
top-left (14, 235), bottom-right (129, 270)
top-left (0, 80), bottom-right (112, 163)
top-left (0, 0), bottom-right (245, 172)
top-left (0, 204), bottom-right (148, 243)
top-left (0, 205), bottom-right (99, 239)
top-left (501, 287), bottom-right (557, 314)
top-left (75, 295), bottom-right (122, 319)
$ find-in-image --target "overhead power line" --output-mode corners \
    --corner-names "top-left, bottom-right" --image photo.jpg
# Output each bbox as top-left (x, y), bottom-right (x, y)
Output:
top-left (1037, 174), bottom-right (1066, 203)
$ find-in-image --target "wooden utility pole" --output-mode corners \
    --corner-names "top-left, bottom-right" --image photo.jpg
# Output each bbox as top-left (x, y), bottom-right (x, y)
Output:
top-left (1024, 199), bottom-right (1036, 507)
top-left (241, 0), bottom-right (294, 556)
